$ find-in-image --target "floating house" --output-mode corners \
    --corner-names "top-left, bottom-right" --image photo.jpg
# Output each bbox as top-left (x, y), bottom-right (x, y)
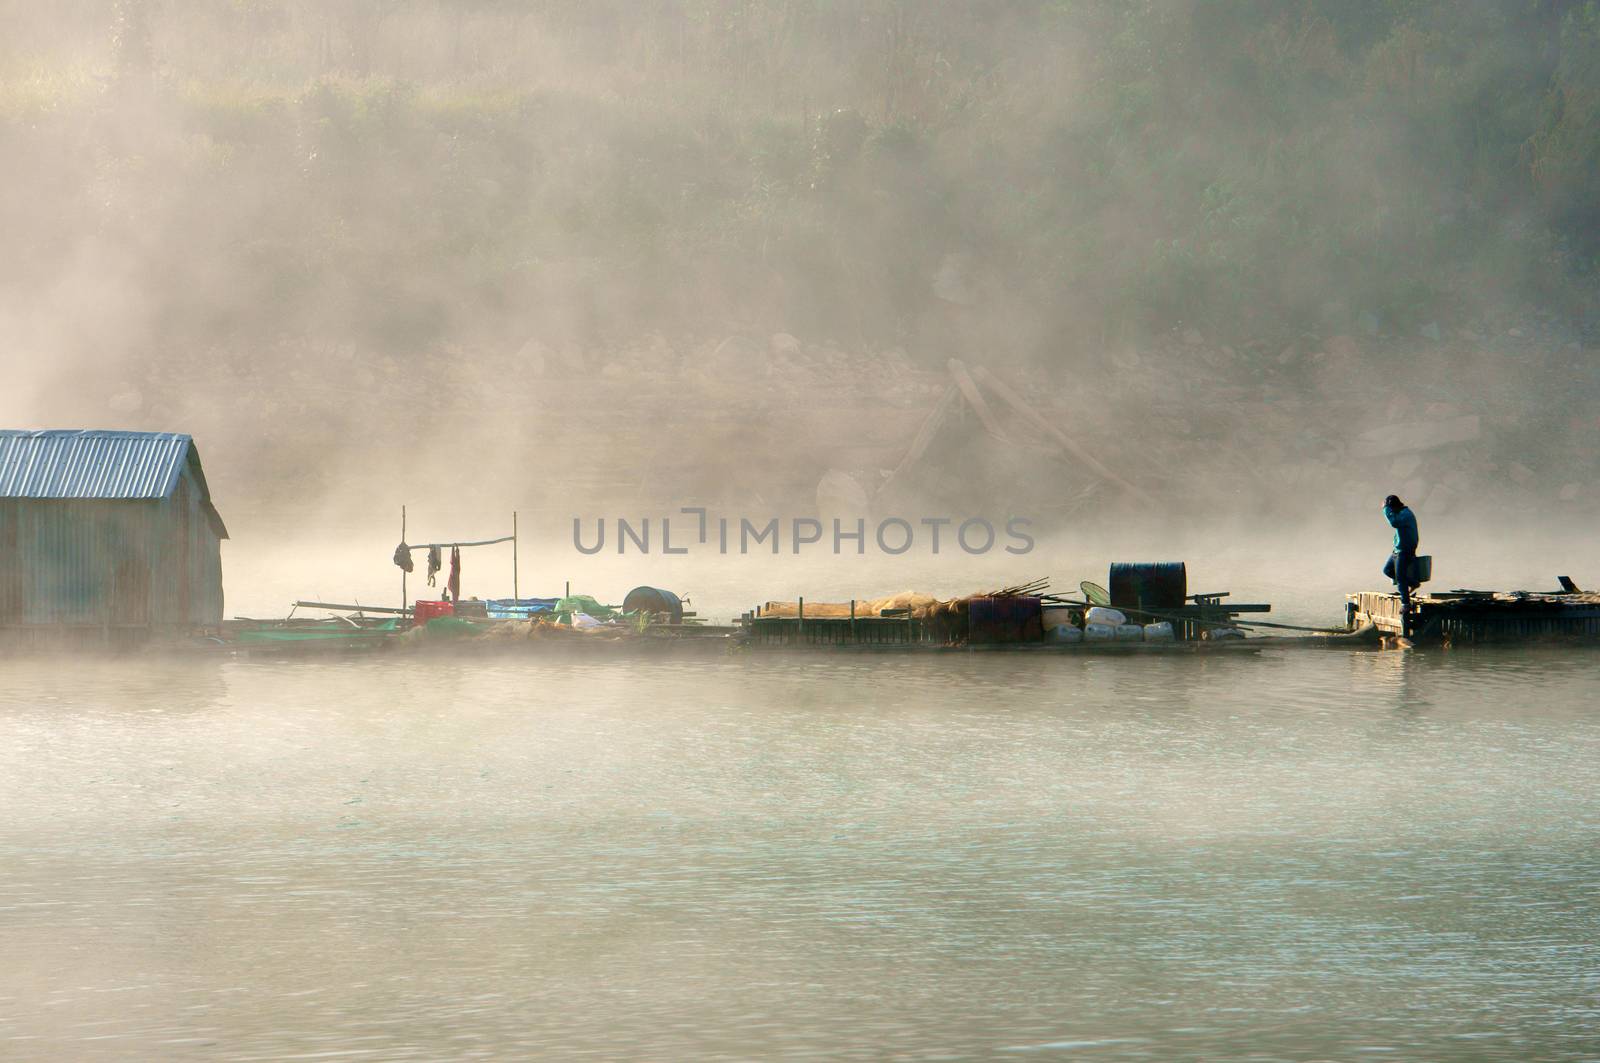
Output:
top-left (0, 430), bottom-right (227, 645)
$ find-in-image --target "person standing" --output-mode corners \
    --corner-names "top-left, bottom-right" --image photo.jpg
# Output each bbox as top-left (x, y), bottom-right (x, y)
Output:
top-left (1381, 494), bottom-right (1420, 636)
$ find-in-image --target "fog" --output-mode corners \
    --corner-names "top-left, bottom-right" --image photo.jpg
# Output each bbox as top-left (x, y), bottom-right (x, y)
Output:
top-left (3, 1), bottom-right (1597, 616)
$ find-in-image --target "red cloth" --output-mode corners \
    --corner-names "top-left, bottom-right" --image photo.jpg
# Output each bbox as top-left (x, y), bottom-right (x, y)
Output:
top-left (447, 546), bottom-right (461, 602)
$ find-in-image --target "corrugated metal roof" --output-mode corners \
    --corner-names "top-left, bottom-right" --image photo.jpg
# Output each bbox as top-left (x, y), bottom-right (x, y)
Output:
top-left (0, 430), bottom-right (195, 500)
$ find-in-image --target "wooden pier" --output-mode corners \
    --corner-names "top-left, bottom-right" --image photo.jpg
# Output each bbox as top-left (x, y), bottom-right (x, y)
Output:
top-left (1348, 589), bottom-right (1600, 643)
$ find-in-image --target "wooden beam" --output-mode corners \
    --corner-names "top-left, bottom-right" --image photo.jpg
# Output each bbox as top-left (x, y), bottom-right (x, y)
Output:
top-left (971, 365), bottom-right (1157, 506)
top-left (294, 600), bottom-right (409, 614)
top-left (878, 382), bottom-right (958, 498)
top-left (947, 358), bottom-right (1007, 439)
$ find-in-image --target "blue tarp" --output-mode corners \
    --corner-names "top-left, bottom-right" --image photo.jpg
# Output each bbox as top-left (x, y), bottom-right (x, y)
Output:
top-left (485, 597), bottom-right (560, 620)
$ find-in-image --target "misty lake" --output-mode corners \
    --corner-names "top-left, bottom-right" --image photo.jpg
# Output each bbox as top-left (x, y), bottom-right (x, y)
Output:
top-left (2, 647), bottom-right (1596, 1061)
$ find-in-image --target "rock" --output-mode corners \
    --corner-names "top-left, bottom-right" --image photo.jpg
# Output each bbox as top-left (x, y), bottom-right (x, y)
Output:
top-left (1508, 462), bottom-right (1536, 486)
top-left (1419, 321), bottom-right (1442, 342)
top-left (1424, 483), bottom-right (1458, 514)
top-left (1382, 395), bottom-right (1415, 423)
top-left (1390, 454), bottom-right (1423, 478)
top-left (770, 332), bottom-right (802, 356)
top-left (1326, 335), bottom-right (1361, 359)
top-left (1350, 415), bottom-right (1481, 458)
top-left (816, 469), bottom-right (871, 517)
top-left (932, 253), bottom-right (976, 306)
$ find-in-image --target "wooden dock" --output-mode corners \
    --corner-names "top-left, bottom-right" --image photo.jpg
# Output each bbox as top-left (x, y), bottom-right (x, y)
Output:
top-left (1348, 589), bottom-right (1600, 643)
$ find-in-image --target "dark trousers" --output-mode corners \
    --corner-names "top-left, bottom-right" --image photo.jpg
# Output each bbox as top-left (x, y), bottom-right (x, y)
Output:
top-left (1383, 550), bottom-right (1417, 635)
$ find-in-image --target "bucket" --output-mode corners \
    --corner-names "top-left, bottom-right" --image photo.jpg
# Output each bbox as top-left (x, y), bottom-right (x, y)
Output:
top-left (1410, 556), bottom-right (1432, 585)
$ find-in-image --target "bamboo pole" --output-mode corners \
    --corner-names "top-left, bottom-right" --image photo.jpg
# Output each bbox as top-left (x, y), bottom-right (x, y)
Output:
top-left (512, 511), bottom-right (519, 603)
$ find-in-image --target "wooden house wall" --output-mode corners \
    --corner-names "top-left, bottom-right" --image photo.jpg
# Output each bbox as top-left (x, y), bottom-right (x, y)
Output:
top-left (0, 465), bottom-right (223, 635)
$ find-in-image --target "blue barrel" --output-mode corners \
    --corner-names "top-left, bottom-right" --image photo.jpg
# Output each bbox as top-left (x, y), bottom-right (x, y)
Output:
top-left (1109, 562), bottom-right (1187, 613)
top-left (967, 595), bottom-right (1043, 644)
top-left (622, 586), bottom-right (684, 623)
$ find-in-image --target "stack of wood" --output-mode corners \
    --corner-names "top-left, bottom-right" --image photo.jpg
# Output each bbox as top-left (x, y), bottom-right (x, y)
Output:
top-left (760, 591), bottom-right (942, 619)
top-left (761, 578), bottom-right (1048, 623)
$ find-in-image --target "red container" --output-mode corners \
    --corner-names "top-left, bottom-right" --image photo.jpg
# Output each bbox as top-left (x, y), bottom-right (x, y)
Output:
top-left (967, 595), bottom-right (1043, 644)
top-left (412, 600), bottom-right (455, 627)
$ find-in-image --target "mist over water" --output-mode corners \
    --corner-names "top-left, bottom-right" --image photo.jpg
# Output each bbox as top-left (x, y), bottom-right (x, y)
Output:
top-left (3, 651), bottom-right (1598, 1060)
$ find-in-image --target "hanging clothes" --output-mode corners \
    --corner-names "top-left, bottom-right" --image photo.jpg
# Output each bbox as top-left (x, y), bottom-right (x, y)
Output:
top-left (447, 546), bottom-right (462, 603)
top-left (392, 542), bottom-right (414, 573)
top-left (426, 545), bottom-right (442, 587)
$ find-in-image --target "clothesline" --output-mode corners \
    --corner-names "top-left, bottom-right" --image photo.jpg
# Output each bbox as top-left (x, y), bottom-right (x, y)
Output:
top-left (400, 536), bottom-right (514, 550)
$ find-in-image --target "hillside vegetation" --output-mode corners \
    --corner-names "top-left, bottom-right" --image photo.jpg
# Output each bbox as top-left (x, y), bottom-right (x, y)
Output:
top-left (3, 2), bottom-right (1598, 522)
top-left (4, 0), bottom-right (1598, 362)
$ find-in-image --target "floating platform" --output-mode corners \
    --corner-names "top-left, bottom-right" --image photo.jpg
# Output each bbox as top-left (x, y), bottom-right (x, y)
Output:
top-left (1348, 589), bottom-right (1600, 643)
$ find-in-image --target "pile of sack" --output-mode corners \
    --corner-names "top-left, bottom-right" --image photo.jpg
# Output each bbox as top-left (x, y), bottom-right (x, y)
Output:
top-left (1042, 605), bottom-right (1175, 644)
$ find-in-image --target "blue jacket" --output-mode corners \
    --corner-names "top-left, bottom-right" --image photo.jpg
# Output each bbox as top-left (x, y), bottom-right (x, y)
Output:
top-left (1384, 504), bottom-right (1419, 553)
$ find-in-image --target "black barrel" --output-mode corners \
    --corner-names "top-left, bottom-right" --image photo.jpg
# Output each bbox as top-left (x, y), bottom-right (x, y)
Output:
top-left (622, 586), bottom-right (684, 623)
top-left (1109, 562), bottom-right (1187, 614)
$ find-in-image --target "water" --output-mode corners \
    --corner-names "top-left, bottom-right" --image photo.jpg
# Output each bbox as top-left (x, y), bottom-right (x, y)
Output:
top-left (2, 648), bottom-right (1597, 1060)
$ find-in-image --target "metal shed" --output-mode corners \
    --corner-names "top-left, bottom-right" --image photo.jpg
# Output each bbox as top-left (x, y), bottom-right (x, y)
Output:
top-left (0, 430), bottom-right (227, 646)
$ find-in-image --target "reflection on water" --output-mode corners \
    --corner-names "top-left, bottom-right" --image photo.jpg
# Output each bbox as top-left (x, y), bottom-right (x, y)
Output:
top-left (1, 648), bottom-right (1597, 1060)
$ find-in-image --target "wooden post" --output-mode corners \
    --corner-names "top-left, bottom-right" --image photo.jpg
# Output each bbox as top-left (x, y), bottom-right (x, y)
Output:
top-left (512, 511), bottom-right (519, 603)
top-left (798, 596), bottom-right (804, 644)
top-left (850, 599), bottom-right (856, 643)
